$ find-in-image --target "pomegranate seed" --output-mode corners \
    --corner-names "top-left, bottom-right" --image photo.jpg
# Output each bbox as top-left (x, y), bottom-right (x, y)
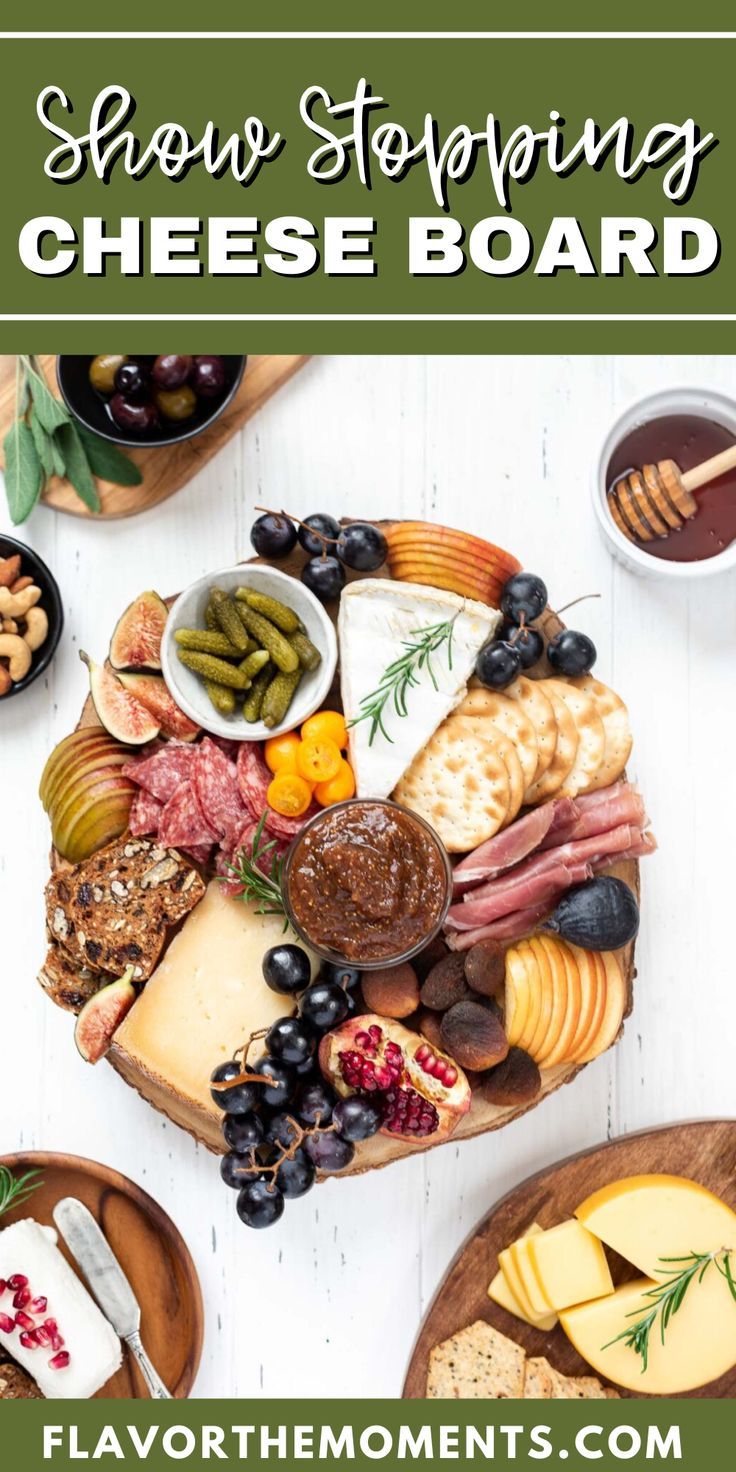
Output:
top-left (49, 1333), bottom-right (65, 1352)
top-left (49, 1351), bottom-right (70, 1370)
top-left (0, 1279), bottom-right (6, 1295)
top-left (30, 1296), bottom-right (47, 1314)
top-left (444, 1066), bottom-right (458, 1086)
top-left (415, 1044), bottom-right (430, 1064)
top-left (19, 1330), bottom-right (38, 1350)
top-left (13, 1287), bottom-right (31, 1309)
top-left (15, 1310), bottom-right (34, 1330)
top-left (0, 1312), bottom-right (14, 1332)
top-left (355, 1032), bottom-right (370, 1048)
top-left (7, 1275), bottom-right (28, 1290)
top-left (44, 1318), bottom-right (58, 1333)
top-left (369, 1025), bottom-right (382, 1041)
top-left (34, 1324), bottom-right (51, 1346)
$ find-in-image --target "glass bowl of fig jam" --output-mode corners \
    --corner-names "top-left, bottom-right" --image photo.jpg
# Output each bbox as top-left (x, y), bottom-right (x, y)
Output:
top-left (594, 387), bottom-right (736, 578)
top-left (282, 798), bottom-right (452, 969)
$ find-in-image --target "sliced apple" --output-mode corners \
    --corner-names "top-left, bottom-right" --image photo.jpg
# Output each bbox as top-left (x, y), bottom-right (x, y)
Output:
top-left (534, 934), bottom-right (568, 1066)
top-left (568, 949), bottom-right (604, 1062)
top-left (515, 942), bottom-right (542, 1055)
top-left (544, 939), bottom-right (582, 1067)
top-left (525, 935), bottom-right (555, 1062)
top-left (388, 561), bottom-right (506, 606)
top-left (577, 952), bottom-right (626, 1063)
top-left (504, 948), bottom-right (531, 1047)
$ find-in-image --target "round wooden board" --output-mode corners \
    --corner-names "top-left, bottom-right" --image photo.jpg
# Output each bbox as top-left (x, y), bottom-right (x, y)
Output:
top-left (59, 522), bottom-right (639, 1172)
top-left (0, 1151), bottom-right (203, 1398)
top-left (403, 1119), bottom-right (736, 1399)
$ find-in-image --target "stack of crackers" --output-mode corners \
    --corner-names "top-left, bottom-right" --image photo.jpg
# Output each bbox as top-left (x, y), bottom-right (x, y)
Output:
top-left (394, 675), bottom-right (631, 854)
top-left (426, 1320), bottom-right (619, 1399)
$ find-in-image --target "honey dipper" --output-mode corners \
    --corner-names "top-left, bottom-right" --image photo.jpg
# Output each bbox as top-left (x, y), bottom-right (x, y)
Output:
top-left (607, 442), bottom-right (736, 544)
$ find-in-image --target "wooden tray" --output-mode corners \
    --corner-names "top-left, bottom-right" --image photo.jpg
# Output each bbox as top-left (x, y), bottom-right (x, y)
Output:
top-left (59, 525), bottom-right (638, 1173)
top-left (0, 1151), bottom-right (203, 1398)
top-left (0, 354), bottom-right (308, 519)
top-left (403, 1120), bottom-right (736, 1399)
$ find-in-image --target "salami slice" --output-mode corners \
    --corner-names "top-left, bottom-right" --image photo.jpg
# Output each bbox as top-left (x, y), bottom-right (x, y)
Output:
top-left (183, 841), bottom-right (216, 866)
top-left (123, 743), bottom-right (199, 804)
top-left (128, 788), bottom-right (164, 838)
top-left (158, 779), bottom-right (219, 850)
top-left (236, 742), bottom-right (271, 816)
top-left (210, 735), bottom-right (239, 760)
top-left (194, 737), bottom-right (247, 843)
top-left (262, 801), bottom-right (319, 840)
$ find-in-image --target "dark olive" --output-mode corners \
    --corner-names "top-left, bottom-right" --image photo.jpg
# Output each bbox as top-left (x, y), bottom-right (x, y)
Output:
top-left (152, 354), bottom-right (193, 389)
top-left (191, 355), bottom-right (227, 397)
top-left (89, 355), bottom-right (127, 395)
top-left (109, 394), bottom-right (159, 434)
top-left (154, 385), bottom-right (197, 422)
top-left (114, 361), bottom-right (149, 399)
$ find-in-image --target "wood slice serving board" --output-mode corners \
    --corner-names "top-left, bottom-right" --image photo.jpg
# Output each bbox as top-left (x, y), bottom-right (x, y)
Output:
top-left (403, 1120), bottom-right (736, 1399)
top-left (0, 1151), bottom-right (203, 1398)
top-left (61, 524), bottom-right (638, 1175)
top-left (0, 354), bottom-right (308, 519)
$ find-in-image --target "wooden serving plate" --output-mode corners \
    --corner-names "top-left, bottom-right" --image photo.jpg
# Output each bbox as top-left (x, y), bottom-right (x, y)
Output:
top-left (0, 1151), bottom-right (203, 1398)
top-left (403, 1120), bottom-right (736, 1399)
top-left (59, 524), bottom-right (639, 1174)
top-left (0, 354), bottom-right (308, 519)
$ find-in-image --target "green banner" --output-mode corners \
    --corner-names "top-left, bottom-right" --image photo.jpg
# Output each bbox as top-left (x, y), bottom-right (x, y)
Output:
top-left (2, 1399), bottom-right (733, 1469)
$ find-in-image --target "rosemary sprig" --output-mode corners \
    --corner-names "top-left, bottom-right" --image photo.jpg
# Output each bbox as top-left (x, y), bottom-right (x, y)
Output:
top-left (603, 1249), bottom-right (736, 1373)
top-left (0, 1166), bottom-right (43, 1220)
top-left (224, 812), bottom-right (287, 926)
top-left (347, 613), bottom-right (459, 746)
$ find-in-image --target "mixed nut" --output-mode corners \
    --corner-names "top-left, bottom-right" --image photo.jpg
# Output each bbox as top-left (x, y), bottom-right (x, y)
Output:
top-left (0, 554), bottom-right (50, 696)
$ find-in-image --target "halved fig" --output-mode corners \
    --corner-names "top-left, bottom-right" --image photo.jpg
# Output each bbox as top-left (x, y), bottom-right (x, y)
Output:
top-left (117, 672), bottom-right (200, 742)
top-left (74, 968), bottom-right (137, 1063)
top-left (81, 653), bottom-right (160, 745)
top-left (108, 590), bottom-right (168, 671)
top-left (319, 1014), bottom-right (471, 1144)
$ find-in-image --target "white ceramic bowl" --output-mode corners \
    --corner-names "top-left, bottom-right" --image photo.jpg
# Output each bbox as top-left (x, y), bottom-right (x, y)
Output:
top-left (592, 385), bottom-right (736, 580)
top-left (161, 564), bottom-right (337, 741)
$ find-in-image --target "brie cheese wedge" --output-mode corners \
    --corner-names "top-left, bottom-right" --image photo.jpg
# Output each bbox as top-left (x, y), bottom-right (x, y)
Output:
top-left (339, 579), bottom-right (499, 800)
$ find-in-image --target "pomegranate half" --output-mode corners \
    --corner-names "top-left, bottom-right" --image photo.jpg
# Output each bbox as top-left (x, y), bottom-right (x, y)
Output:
top-left (319, 1014), bottom-right (471, 1144)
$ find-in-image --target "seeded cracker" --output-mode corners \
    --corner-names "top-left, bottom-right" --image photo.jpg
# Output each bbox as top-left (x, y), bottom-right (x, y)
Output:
top-left (426, 1320), bottom-right (525, 1398)
top-left (45, 837), bottom-right (205, 979)
top-left (37, 942), bottom-right (106, 1013)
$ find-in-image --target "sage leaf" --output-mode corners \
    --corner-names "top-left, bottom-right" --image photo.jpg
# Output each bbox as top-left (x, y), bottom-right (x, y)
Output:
top-left (50, 432), bottom-right (66, 478)
top-left (55, 422), bottom-right (101, 513)
top-left (76, 425), bottom-right (143, 487)
top-left (29, 404), bottom-right (55, 479)
top-left (25, 362), bottom-right (71, 434)
top-left (3, 419), bottom-right (42, 524)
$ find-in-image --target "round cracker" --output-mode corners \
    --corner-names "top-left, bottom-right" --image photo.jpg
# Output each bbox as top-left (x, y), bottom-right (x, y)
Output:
top-left (506, 675), bottom-right (557, 781)
top-left (570, 674), bottom-right (633, 791)
top-left (523, 687), bottom-right (579, 804)
top-left (451, 715), bottom-right (525, 825)
top-left (456, 687), bottom-right (538, 790)
top-left (541, 679), bottom-right (606, 797)
top-left (394, 720), bottom-right (510, 853)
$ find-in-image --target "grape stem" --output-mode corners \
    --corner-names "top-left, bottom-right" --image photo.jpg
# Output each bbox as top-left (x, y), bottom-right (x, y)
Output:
top-left (235, 1113), bottom-right (337, 1194)
top-left (254, 505), bottom-right (338, 562)
top-left (210, 1028), bottom-right (274, 1093)
top-left (555, 592), bottom-right (601, 616)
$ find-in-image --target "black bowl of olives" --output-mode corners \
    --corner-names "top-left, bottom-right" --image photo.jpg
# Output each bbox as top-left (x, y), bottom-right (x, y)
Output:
top-left (56, 355), bottom-right (246, 448)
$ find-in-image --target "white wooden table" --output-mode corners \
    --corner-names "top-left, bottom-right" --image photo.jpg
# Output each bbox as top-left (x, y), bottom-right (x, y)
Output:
top-left (1, 355), bottom-right (733, 1398)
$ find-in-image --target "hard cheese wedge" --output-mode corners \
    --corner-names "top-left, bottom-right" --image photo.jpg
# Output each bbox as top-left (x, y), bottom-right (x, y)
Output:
top-left (575, 1174), bottom-right (736, 1278)
top-left (111, 881), bottom-right (318, 1140)
top-left (497, 1223), bottom-right (558, 1330)
top-left (560, 1271), bottom-right (736, 1394)
top-left (527, 1218), bottom-right (614, 1312)
top-left (339, 579), bottom-right (499, 799)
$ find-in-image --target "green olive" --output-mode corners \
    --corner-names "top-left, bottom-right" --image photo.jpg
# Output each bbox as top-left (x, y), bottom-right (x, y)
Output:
top-left (89, 355), bottom-right (127, 395)
top-left (154, 385), bottom-right (197, 422)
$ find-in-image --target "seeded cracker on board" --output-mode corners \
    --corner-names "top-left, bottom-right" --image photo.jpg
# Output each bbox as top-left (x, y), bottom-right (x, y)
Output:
top-left (37, 942), bottom-right (103, 1013)
top-left (45, 837), bottom-right (205, 980)
top-left (426, 1320), bottom-right (526, 1398)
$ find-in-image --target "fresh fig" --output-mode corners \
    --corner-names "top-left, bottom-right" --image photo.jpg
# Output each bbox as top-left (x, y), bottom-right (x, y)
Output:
top-left (108, 590), bottom-right (168, 671)
top-left (117, 672), bottom-right (200, 742)
top-left (74, 968), bottom-right (137, 1063)
top-left (543, 876), bottom-right (639, 951)
top-left (81, 653), bottom-right (160, 745)
top-left (319, 1014), bottom-right (471, 1144)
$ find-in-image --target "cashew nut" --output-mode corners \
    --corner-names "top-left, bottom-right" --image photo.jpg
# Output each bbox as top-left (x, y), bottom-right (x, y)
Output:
top-left (23, 606), bottom-right (49, 652)
top-left (2, 618), bottom-right (18, 635)
top-left (0, 584), bottom-right (41, 618)
top-left (0, 555), bottom-right (21, 589)
top-left (0, 634), bottom-right (32, 681)
top-left (10, 575), bottom-right (34, 595)
top-left (0, 664), bottom-right (11, 697)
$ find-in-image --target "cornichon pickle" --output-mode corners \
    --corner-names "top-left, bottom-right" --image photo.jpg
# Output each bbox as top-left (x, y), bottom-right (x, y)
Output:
top-left (261, 668), bottom-right (303, 728)
top-left (204, 601), bottom-right (218, 631)
top-left (175, 628), bottom-right (245, 657)
top-left (238, 588), bottom-right (301, 634)
top-left (288, 629), bottom-right (322, 672)
top-left (239, 648), bottom-right (271, 680)
top-left (235, 604), bottom-right (299, 674)
top-left (210, 587), bottom-right (250, 654)
top-left (204, 679), bottom-right (236, 716)
top-left (243, 661), bottom-right (274, 722)
top-left (177, 649), bottom-right (252, 689)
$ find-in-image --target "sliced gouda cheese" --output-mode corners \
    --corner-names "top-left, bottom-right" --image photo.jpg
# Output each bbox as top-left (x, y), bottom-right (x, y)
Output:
top-left (527, 1218), bottom-right (613, 1312)
top-left (498, 1223), bottom-right (557, 1330)
top-left (575, 1174), bottom-right (736, 1279)
top-left (510, 1236), bottom-right (555, 1318)
top-left (488, 1266), bottom-right (557, 1331)
top-left (560, 1271), bottom-right (736, 1395)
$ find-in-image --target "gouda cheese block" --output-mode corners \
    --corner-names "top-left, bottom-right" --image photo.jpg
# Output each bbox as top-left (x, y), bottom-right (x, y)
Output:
top-left (575, 1174), bottom-right (736, 1279)
top-left (560, 1271), bottom-right (736, 1394)
top-left (528, 1218), bottom-right (613, 1312)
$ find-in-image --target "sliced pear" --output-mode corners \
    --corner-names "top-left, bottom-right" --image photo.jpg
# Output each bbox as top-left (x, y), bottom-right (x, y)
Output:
top-left (40, 728), bottom-right (115, 808)
top-left (51, 771), bottom-right (134, 843)
top-left (54, 790), bottom-right (133, 863)
top-left (46, 745), bottom-right (130, 819)
top-left (577, 952), bottom-right (626, 1063)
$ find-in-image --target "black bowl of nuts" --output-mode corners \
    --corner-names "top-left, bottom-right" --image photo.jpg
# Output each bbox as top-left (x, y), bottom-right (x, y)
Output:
top-left (0, 536), bottom-right (64, 700)
top-left (56, 355), bottom-right (246, 448)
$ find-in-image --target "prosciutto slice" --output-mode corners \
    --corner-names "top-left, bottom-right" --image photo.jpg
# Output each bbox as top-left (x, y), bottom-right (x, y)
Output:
top-left (539, 783), bottom-right (647, 848)
top-left (445, 860), bottom-right (593, 931)
top-left (452, 800), bottom-right (575, 894)
top-left (458, 823), bottom-right (638, 914)
top-left (446, 900), bottom-right (555, 950)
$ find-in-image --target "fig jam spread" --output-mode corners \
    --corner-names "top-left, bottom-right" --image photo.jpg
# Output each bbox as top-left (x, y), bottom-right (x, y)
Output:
top-left (286, 801), bottom-right (448, 962)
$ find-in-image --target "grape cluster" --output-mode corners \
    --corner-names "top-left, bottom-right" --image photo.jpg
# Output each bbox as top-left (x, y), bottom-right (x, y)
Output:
top-left (250, 510), bottom-right (388, 602)
top-left (474, 571), bottom-right (597, 690)
top-left (210, 948), bottom-right (381, 1229)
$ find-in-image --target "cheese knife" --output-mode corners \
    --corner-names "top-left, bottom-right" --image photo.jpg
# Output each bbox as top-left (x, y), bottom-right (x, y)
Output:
top-left (53, 1197), bottom-right (172, 1400)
